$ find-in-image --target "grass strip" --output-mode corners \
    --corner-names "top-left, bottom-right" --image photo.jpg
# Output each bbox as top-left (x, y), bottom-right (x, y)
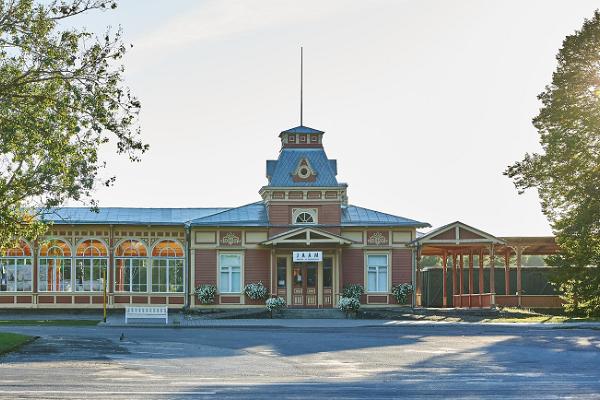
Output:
top-left (0, 332), bottom-right (36, 355)
top-left (0, 320), bottom-right (99, 327)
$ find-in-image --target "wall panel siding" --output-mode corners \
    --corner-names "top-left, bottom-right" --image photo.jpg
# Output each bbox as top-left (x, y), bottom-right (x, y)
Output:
top-left (195, 250), bottom-right (217, 286)
top-left (342, 249), bottom-right (364, 287)
top-left (392, 249), bottom-right (412, 284)
top-left (245, 250), bottom-right (270, 285)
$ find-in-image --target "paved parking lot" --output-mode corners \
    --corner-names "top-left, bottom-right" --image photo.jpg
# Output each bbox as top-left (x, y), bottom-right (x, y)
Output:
top-left (0, 324), bottom-right (599, 399)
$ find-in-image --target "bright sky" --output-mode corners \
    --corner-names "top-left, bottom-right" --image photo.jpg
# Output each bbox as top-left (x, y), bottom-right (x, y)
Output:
top-left (70, 0), bottom-right (600, 236)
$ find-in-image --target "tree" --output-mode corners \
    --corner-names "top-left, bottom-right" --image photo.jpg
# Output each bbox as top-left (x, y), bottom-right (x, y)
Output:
top-left (505, 10), bottom-right (600, 316)
top-left (0, 0), bottom-right (147, 249)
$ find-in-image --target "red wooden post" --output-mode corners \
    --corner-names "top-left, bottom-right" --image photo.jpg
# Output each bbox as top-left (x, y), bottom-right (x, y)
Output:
top-left (452, 252), bottom-right (457, 306)
top-left (504, 250), bottom-right (510, 296)
top-left (516, 246), bottom-right (523, 307)
top-left (459, 252), bottom-right (464, 307)
top-left (489, 245), bottom-right (495, 305)
top-left (468, 250), bottom-right (474, 308)
top-left (479, 249), bottom-right (484, 306)
top-left (442, 251), bottom-right (448, 308)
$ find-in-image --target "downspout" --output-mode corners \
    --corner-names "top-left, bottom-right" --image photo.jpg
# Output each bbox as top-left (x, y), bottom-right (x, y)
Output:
top-left (184, 224), bottom-right (191, 310)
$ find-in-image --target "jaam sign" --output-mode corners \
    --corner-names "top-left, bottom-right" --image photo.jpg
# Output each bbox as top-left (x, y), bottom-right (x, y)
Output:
top-left (292, 251), bottom-right (323, 262)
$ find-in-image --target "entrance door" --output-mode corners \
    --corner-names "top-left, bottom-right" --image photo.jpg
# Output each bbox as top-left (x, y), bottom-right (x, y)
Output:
top-left (292, 262), bottom-right (317, 307)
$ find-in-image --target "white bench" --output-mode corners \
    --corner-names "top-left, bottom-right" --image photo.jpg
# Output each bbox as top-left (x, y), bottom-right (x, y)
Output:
top-left (125, 305), bottom-right (168, 325)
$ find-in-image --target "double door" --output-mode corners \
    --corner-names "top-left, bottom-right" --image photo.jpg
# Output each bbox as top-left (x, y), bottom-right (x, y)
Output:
top-left (292, 262), bottom-right (318, 307)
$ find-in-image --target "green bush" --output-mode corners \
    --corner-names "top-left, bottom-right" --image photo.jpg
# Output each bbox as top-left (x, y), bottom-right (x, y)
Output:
top-left (342, 284), bottom-right (364, 300)
top-left (195, 284), bottom-right (217, 304)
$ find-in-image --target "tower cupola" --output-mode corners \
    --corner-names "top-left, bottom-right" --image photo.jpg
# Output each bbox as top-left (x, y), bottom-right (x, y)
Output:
top-left (279, 125), bottom-right (324, 148)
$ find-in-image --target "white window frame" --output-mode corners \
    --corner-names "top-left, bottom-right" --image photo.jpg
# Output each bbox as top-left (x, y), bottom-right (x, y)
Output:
top-left (151, 241), bottom-right (185, 293)
top-left (0, 257), bottom-right (33, 292)
top-left (365, 253), bottom-right (390, 293)
top-left (218, 252), bottom-right (243, 294)
top-left (113, 239), bottom-right (148, 293)
top-left (292, 208), bottom-right (318, 225)
top-left (75, 239), bottom-right (109, 293)
top-left (38, 240), bottom-right (73, 292)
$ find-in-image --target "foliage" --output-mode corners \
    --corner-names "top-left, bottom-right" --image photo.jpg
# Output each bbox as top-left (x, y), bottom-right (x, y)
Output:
top-left (244, 281), bottom-right (269, 300)
top-left (505, 10), bottom-right (600, 317)
top-left (338, 297), bottom-right (360, 313)
top-left (265, 297), bottom-right (286, 317)
top-left (341, 284), bottom-right (364, 300)
top-left (0, 0), bottom-right (147, 249)
top-left (391, 283), bottom-right (413, 304)
top-left (195, 284), bottom-right (217, 304)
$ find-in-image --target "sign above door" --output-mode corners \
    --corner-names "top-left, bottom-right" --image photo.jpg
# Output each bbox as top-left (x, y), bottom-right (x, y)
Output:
top-left (293, 251), bottom-right (323, 262)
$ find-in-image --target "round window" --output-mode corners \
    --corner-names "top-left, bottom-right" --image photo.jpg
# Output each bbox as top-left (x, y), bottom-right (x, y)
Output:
top-left (298, 167), bottom-right (310, 178)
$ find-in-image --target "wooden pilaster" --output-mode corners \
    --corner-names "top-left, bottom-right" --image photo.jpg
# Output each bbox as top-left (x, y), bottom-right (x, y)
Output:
top-left (442, 251), bottom-right (448, 308)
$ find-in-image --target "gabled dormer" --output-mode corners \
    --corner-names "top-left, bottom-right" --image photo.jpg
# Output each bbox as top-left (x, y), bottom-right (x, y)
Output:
top-left (279, 125), bottom-right (324, 148)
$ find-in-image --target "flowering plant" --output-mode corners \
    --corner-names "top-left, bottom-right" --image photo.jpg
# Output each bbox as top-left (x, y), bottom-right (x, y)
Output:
top-left (244, 281), bottom-right (270, 300)
top-left (342, 284), bottom-right (364, 300)
top-left (195, 284), bottom-right (217, 304)
top-left (266, 296), bottom-right (287, 318)
top-left (392, 283), bottom-right (413, 304)
top-left (338, 297), bottom-right (360, 313)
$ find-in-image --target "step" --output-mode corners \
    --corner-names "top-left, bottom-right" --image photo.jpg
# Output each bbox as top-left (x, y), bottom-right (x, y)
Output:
top-left (276, 308), bottom-right (346, 319)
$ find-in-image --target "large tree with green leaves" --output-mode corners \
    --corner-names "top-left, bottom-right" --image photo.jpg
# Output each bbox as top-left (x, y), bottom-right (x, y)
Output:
top-left (0, 0), bottom-right (147, 249)
top-left (505, 10), bottom-right (600, 316)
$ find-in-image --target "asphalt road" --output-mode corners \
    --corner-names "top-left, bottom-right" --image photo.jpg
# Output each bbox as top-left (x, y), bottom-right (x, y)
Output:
top-left (0, 324), bottom-right (599, 399)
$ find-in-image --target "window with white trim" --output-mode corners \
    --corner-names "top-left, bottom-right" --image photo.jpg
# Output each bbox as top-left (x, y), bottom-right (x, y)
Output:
top-left (114, 240), bottom-right (148, 292)
top-left (75, 239), bottom-right (108, 292)
top-left (219, 253), bottom-right (241, 293)
top-left (0, 240), bottom-right (32, 292)
top-left (39, 239), bottom-right (72, 292)
top-left (292, 208), bottom-right (317, 225)
top-left (367, 254), bottom-right (388, 292)
top-left (151, 240), bottom-right (184, 293)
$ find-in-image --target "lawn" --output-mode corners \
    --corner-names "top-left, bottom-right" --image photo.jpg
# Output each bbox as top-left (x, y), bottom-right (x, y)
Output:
top-left (0, 320), bottom-right (99, 327)
top-left (485, 308), bottom-right (600, 323)
top-left (0, 332), bottom-right (35, 355)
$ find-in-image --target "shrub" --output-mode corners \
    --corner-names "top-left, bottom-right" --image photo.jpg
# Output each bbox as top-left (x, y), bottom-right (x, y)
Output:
top-left (266, 296), bottom-right (287, 318)
top-left (244, 282), bottom-right (270, 300)
top-left (195, 284), bottom-right (217, 304)
top-left (392, 283), bottom-right (413, 304)
top-left (342, 284), bottom-right (364, 300)
top-left (338, 297), bottom-right (360, 313)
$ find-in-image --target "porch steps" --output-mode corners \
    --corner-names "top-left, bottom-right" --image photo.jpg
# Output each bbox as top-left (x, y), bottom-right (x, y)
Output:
top-left (277, 308), bottom-right (345, 319)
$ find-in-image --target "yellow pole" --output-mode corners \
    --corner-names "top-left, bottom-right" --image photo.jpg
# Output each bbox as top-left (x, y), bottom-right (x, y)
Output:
top-left (103, 266), bottom-right (107, 323)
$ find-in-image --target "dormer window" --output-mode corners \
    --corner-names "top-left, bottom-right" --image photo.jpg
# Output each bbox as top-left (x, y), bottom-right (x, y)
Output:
top-left (289, 135), bottom-right (296, 142)
top-left (311, 135), bottom-right (318, 142)
top-left (293, 208), bottom-right (317, 225)
top-left (299, 135), bottom-right (306, 143)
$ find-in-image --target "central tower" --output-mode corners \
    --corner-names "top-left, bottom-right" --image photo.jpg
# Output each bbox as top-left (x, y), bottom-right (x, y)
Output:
top-left (260, 125), bottom-right (348, 237)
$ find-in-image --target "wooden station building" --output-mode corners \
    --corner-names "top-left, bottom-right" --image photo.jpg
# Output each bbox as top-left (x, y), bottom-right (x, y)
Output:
top-left (0, 125), bottom-right (560, 309)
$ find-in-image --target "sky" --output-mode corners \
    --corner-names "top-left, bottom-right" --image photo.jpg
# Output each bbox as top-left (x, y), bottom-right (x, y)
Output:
top-left (67, 0), bottom-right (600, 236)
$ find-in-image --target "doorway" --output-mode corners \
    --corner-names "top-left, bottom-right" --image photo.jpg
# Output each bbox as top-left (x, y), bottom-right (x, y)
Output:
top-left (291, 262), bottom-right (317, 307)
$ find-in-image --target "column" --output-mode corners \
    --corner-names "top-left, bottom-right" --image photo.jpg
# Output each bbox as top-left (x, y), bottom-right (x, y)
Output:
top-left (479, 249), bottom-right (484, 306)
top-left (514, 246), bottom-right (526, 307)
top-left (459, 252), bottom-right (464, 307)
top-left (489, 245), bottom-right (495, 306)
top-left (504, 250), bottom-right (510, 296)
top-left (415, 247), bottom-right (422, 307)
top-left (452, 252), bottom-right (457, 300)
top-left (468, 250), bottom-right (474, 308)
top-left (442, 251), bottom-right (448, 308)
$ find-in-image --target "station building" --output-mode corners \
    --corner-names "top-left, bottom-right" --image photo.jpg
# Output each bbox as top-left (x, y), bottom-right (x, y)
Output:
top-left (0, 125), bottom-right (560, 309)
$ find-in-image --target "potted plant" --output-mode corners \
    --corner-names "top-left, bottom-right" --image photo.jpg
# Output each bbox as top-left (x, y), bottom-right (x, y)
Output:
top-left (244, 281), bottom-right (270, 304)
top-left (342, 284), bottom-right (364, 300)
top-left (391, 283), bottom-right (413, 305)
top-left (266, 296), bottom-right (287, 318)
top-left (195, 284), bottom-right (217, 305)
top-left (338, 297), bottom-right (361, 318)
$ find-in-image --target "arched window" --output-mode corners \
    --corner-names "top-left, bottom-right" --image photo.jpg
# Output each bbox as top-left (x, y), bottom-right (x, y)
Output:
top-left (39, 239), bottom-right (72, 292)
top-left (75, 240), bottom-right (108, 292)
top-left (151, 240), bottom-right (184, 293)
top-left (295, 212), bottom-right (314, 224)
top-left (114, 239), bottom-right (147, 292)
top-left (0, 240), bottom-right (33, 292)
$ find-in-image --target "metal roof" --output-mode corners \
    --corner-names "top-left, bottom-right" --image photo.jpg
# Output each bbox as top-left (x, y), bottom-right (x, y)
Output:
top-left (189, 202), bottom-right (269, 226)
top-left (40, 207), bottom-right (229, 225)
top-left (40, 203), bottom-right (428, 229)
top-left (279, 125), bottom-right (324, 135)
top-left (341, 205), bottom-right (430, 228)
top-left (267, 148), bottom-right (338, 187)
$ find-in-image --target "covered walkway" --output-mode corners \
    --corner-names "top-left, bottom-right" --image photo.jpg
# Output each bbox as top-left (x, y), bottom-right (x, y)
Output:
top-left (411, 222), bottom-right (560, 309)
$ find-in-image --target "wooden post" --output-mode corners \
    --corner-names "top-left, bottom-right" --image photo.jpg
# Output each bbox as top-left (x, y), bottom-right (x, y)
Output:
top-left (416, 247), bottom-right (422, 307)
top-left (504, 250), bottom-right (510, 296)
top-left (479, 249), bottom-right (484, 306)
top-left (489, 245), bottom-right (495, 306)
top-left (468, 250), bottom-right (474, 308)
top-left (452, 252), bottom-right (457, 306)
top-left (442, 251), bottom-right (448, 308)
top-left (459, 252), bottom-right (464, 307)
top-left (516, 246), bottom-right (524, 307)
